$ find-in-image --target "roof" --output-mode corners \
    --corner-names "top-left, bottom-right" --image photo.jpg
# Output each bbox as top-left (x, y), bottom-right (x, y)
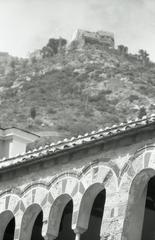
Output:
top-left (0, 114), bottom-right (155, 172)
top-left (0, 127), bottom-right (39, 138)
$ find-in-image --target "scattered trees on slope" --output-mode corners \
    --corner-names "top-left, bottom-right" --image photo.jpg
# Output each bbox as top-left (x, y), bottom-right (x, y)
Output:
top-left (41, 38), bottom-right (67, 58)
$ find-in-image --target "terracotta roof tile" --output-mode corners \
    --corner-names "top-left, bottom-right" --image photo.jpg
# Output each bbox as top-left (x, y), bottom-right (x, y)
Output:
top-left (0, 115), bottom-right (154, 170)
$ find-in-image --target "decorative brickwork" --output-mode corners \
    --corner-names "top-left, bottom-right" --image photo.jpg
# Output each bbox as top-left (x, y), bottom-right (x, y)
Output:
top-left (0, 115), bottom-right (155, 239)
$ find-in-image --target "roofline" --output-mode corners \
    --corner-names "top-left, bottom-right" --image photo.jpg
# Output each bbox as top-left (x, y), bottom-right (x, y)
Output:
top-left (0, 115), bottom-right (154, 173)
top-left (0, 127), bottom-right (40, 138)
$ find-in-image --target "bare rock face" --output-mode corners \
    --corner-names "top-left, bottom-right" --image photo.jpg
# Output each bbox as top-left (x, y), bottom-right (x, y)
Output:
top-left (69, 29), bottom-right (115, 49)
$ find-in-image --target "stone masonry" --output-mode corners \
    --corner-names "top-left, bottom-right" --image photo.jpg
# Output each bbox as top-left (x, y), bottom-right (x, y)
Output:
top-left (0, 115), bottom-right (155, 239)
top-left (70, 29), bottom-right (115, 49)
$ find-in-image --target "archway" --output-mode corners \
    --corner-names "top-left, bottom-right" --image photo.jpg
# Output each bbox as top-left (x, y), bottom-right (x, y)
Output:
top-left (3, 216), bottom-right (15, 240)
top-left (0, 210), bottom-right (15, 240)
top-left (122, 169), bottom-right (155, 240)
top-left (19, 204), bottom-right (43, 240)
top-left (31, 211), bottom-right (44, 240)
top-left (75, 183), bottom-right (105, 238)
top-left (55, 200), bottom-right (74, 240)
top-left (81, 189), bottom-right (106, 240)
top-left (142, 175), bottom-right (155, 240)
top-left (46, 194), bottom-right (74, 239)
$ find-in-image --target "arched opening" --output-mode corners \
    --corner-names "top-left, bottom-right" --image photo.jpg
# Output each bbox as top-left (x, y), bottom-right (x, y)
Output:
top-left (31, 210), bottom-right (44, 240)
top-left (81, 189), bottom-right (106, 240)
top-left (142, 175), bottom-right (155, 240)
top-left (0, 210), bottom-right (15, 240)
top-left (55, 200), bottom-right (74, 240)
top-left (75, 183), bottom-right (105, 239)
top-left (122, 169), bottom-right (155, 240)
top-left (19, 204), bottom-right (43, 240)
top-left (3, 216), bottom-right (15, 240)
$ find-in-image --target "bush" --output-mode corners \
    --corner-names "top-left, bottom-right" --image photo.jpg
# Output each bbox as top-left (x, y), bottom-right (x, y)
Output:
top-left (27, 117), bottom-right (35, 128)
top-left (47, 107), bottom-right (57, 114)
top-left (128, 94), bottom-right (139, 102)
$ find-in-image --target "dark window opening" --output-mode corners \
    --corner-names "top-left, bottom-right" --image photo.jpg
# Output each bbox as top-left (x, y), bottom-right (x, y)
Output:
top-left (31, 211), bottom-right (44, 240)
top-left (81, 189), bottom-right (106, 240)
top-left (142, 176), bottom-right (155, 240)
top-left (3, 217), bottom-right (15, 240)
top-left (55, 200), bottom-right (74, 240)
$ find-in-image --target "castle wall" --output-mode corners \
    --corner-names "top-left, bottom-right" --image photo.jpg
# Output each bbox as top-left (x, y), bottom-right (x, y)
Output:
top-left (70, 29), bottom-right (115, 49)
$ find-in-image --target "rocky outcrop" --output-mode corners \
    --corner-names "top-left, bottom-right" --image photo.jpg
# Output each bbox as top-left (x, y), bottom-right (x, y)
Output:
top-left (69, 29), bottom-right (115, 49)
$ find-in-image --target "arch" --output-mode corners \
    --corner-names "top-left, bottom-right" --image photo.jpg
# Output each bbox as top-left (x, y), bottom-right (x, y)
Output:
top-left (75, 183), bottom-right (105, 232)
top-left (22, 187), bottom-right (49, 208)
top-left (119, 145), bottom-right (155, 190)
top-left (81, 164), bottom-right (118, 194)
top-left (49, 176), bottom-right (78, 200)
top-left (19, 203), bottom-right (43, 240)
top-left (31, 210), bottom-right (44, 240)
top-left (55, 200), bottom-right (74, 240)
top-left (81, 189), bottom-right (106, 240)
top-left (3, 216), bottom-right (15, 240)
top-left (0, 210), bottom-right (15, 240)
top-left (122, 168), bottom-right (155, 240)
top-left (46, 194), bottom-right (72, 239)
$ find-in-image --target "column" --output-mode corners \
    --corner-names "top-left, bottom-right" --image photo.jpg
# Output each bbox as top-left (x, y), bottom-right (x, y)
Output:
top-left (75, 232), bottom-right (80, 240)
top-left (43, 233), bottom-right (57, 240)
top-left (74, 227), bottom-right (85, 240)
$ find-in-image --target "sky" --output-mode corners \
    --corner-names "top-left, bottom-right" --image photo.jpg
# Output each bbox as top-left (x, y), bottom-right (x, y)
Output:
top-left (0, 0), bottom-right (155, 60)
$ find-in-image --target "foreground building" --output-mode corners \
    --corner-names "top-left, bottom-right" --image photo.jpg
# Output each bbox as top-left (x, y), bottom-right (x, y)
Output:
top-left (1, 116), bottom-right (155, 240)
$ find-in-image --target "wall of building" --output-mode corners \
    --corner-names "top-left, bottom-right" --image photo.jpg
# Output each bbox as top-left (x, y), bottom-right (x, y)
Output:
top-left (0, 128), bottom-right (155, 239)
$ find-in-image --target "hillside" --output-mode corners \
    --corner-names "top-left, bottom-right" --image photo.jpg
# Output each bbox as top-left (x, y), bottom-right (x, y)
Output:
top-left (0, 33), bottom-right (155, 148)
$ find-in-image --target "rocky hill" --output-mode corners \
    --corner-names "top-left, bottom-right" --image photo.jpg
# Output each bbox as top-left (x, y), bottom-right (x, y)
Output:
top-left (0, 30), bottom-right (154, 148)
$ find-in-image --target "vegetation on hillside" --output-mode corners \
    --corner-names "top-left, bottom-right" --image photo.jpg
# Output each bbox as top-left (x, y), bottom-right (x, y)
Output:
top-left (0, 37), bottom-right (154, 149)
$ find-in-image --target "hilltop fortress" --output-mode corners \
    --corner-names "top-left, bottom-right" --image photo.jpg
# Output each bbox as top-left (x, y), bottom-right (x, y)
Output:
top-left (69, 29), bottom-right (115, 49)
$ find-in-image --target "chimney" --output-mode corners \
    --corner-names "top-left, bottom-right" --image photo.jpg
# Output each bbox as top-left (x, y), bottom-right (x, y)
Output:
top-left (0, 128), bottom-right (40, 159)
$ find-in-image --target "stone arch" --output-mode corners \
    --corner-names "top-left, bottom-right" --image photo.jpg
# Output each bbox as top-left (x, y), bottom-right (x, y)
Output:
top-left (0, 194), bottom-right (20, 214)
top-left (46, 194), bottom-right (72, 239)
top-left (122, 168), bottom-right (155, 240)
top-left (67, 164), bottom-right (117, 234)
top-left (49, 175), bottom-right (79, 200)
top-left (79, 163), bottom-right (118, 239)
top-left (41, 175), bottom-right (79, 238)
top-left (117, 146), bottom-right (155, 240)
top-left (0, 210), bottom-right (15, 240)
top-left (19, 203), bottom-right (43, 240)
top-left (81, 163), bottom-right (118, 193)
top-left (75, 183), bottom-right (105, 233)
top-left (22, 187), bottom-right (49, 208)
top-left (119, 145), bottom-right (155, 190)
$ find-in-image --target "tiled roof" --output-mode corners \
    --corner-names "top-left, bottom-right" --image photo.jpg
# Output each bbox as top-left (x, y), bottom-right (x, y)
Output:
top-left (0, 114), bottom-right (155, 171)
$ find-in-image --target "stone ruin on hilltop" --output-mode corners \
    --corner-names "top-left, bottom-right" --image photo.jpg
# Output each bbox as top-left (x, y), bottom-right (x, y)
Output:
top-left (69, 29), bottom-right (115, 49)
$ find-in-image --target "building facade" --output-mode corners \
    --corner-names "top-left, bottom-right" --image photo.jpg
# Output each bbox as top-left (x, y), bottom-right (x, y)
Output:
top-left (0, 116), bottom-right (155, 240)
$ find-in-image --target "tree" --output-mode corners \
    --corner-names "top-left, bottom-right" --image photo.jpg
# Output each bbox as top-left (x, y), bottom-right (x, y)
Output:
top-left (9, 59), bottom-right (16, 69)
top-left (138, 106), bottom-right (147, 119)
top-left (30, 107), bottom-right (36, 119)
top-left (22, 59), bottom-right (28, 68)
top-left (118, 45), bottom-right (128, 55)
top-left (138, 49), bottom-right (149, 66)
top-left (31, 57), bottom-right (37, 64)
top-left (41, 37), bottom-right (67, 58)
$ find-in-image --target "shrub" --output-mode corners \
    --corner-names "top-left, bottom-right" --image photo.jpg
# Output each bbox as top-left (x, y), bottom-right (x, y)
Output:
top-left (27, 117), bottom-right (35, 128)
top-left (47, 107), bottom-right (57, 114)
top-left (128, 94), bottom-right (139, 102)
